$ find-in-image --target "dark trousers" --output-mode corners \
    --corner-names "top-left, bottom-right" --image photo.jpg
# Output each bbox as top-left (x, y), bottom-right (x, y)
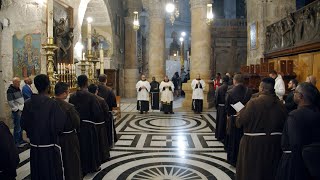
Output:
top-left (12, 111), bottom-right (23, 145)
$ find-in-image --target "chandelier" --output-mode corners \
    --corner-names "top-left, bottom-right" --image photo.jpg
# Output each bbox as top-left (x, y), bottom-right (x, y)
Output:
top-left (133, 11), bottom-right (140, 31)
top-left (206, 3), bottom-right (214, 25)
top-left (165, 0), bottom-right (179, 25)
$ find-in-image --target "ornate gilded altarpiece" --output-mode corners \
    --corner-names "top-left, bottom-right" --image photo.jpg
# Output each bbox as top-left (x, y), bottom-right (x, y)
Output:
top-left (53, 1), bottom-right (74, 65)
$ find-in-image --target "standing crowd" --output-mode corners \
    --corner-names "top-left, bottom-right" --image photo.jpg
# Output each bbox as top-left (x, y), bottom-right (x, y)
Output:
top-left (214, 72), bottom-right (320, 180)
top-left (1, 71), bottom-right (320, 180)
top-left (136, 73), bottom-right (205, 114)
top-left (0, 74), bottom-right (117, 180)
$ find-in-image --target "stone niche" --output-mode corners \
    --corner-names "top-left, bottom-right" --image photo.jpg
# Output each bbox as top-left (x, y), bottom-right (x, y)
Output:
top-left (211, 19), bottom-right (248, 76)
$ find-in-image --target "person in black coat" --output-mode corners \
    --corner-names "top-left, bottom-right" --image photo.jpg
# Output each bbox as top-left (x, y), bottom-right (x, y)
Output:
top-left (276, 82), bottom-right (320, 180)
top-left (285, 79), bottom-right (298, 113)
top-left (0, 121), bottom-right (20, 180)
top-left (214, 75), bottom-right (230, 141)
top-left (225, 74), bottom-right (252, 166)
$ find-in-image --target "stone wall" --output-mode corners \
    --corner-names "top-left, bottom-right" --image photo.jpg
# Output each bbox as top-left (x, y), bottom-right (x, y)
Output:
top-left (212, 19), bottom-right (247, 76)
top-left (246, 0), bottom-right (296, 65)
top-left (0, 0), bottom-right (124, 125)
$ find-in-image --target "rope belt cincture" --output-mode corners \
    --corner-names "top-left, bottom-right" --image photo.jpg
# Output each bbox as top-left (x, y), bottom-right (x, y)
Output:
top-left (29, 143), bottom-right (65, 180)
top-left (82, 120), bottom-right (105, 125)
top-left (62, 129), bottom-right (77, 134)
top-left (244, 132), bottom-right (282, 136)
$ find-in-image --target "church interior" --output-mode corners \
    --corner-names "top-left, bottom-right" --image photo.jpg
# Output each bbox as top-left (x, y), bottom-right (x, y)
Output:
top-left (0, 0), bottom-right (319, 179)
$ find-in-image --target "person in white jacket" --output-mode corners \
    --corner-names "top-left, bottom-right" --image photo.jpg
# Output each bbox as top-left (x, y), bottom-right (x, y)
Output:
top-left (191, 74), bottom-right (206, 114)
top-left (159, 76), bottom-right (175, 114)
top-left (269, 70), bottom-right (285, 101)
top-left (136, 74), bottom-right (151, 114)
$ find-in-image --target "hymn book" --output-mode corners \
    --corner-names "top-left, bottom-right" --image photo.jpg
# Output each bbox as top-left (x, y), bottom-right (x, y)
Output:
top-left (231, 101), bottom-right (245, 112)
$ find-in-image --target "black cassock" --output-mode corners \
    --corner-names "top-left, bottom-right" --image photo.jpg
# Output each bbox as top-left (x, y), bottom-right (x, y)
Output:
top-left (95, 96), bottom-right (111, 162)
top-left (214, 82), bottom-right (229, 141)
top-left (56, 99), bottom-right (82, 180)
top-left (69, 90), bottom-right (103, 174)
top-left (21, 95), bottom-right (66, 180)
top-left (0, 121), bottom-right (20, 180)
top-left (150, 80), bottom-right (160, 110)
top-left (276, 105), bottom-right (320, 180)
top-left (225, 85), bottom-right (252, 166)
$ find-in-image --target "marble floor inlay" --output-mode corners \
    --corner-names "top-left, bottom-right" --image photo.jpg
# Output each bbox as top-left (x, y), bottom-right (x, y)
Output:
top-left (16, 112), bottom-right (236, 180)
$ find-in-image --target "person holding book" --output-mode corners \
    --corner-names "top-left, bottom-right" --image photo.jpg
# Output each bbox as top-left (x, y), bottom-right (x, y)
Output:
top-left (235, 77), bottom-right (287, 180)
top-left (225, 74), bottom-right (252, 166)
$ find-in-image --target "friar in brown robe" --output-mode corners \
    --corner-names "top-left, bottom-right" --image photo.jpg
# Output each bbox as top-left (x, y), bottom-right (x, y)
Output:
top-left (88, 84), bottom-right (111, 163)
top-left (54, 82), bottom-right (82, 180)
top-left (69, 75), bottom-right (103, 175)
top-left (236, 78), bottom-right (287, 180)
top-left (225, 74), bottom-right (252, 166)
top-left (97, 74), bottom-right (118, 145)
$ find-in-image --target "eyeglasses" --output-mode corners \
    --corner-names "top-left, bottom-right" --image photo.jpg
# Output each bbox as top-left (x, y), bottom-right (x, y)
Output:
top-left (294, 91), bottom-right (303, 96)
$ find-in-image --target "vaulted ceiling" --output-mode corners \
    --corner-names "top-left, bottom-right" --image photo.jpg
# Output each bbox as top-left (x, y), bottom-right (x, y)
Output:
top-left (83, 0), bottom-right (111, 26)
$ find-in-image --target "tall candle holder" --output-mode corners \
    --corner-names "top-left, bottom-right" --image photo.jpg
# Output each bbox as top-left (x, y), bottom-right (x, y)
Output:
top-left (77, 59), bottom-right (89, 75)
top-left (91, 56), bottom-right (100, 79)
top-left (42, 37), bottom-right (58, 96)
top-left (86, 50), bottom-right (95, 81)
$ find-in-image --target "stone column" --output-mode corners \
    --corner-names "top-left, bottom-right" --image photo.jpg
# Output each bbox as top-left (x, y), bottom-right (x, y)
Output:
top-left (142, 0), bottom-right (166, 81)
top-left (124, 16), bottom-right (139, 98)
top-left (182, 0), bottom-right (213, 108)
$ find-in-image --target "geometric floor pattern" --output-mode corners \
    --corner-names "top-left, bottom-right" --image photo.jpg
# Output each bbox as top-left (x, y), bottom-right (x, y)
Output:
top-left (16, 112), bottom-right (236, 180)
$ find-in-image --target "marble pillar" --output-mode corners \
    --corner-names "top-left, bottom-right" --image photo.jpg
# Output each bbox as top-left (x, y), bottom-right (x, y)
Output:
top-left (142, 0), bottom-right (166, 81)
top-left (183, 0), bottom-right (213, 109)
top-left (0, 31), bottom-right (5, 124)
top-left (124, 16), bottom-right (139, 98)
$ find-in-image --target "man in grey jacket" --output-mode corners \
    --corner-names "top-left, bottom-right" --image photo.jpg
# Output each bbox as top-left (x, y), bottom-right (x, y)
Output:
top-left (6, 77), bottom-right (26, 147)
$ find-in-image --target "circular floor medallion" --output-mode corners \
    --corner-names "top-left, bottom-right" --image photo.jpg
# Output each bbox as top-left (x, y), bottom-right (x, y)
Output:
top-left (148, 119), bottom-right (187, 127)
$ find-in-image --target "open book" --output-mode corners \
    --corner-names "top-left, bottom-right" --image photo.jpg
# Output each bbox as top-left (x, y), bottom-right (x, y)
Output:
top-left (231, 101), bottom-right (245, 112)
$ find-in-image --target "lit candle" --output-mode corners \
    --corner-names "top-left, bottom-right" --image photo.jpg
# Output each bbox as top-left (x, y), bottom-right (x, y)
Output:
top-left (100, 46), bottom-right (104, 75)
top-left (87, 17), bottom-right (92, 51)
top-left (63, 63), bottom-right (66, 74)
top-left (82, 53), bottom-right (85, 60)
top-left (47, 0), bottom-right (53, 37)
top-left (58, 63), bottom-right (61, 74)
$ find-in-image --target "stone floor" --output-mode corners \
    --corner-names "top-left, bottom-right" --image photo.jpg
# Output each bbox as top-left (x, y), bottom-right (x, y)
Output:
top-left (16, 98), bottom-right (235, 180)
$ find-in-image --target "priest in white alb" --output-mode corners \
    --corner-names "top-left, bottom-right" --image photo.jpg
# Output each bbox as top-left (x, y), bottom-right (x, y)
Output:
top-left (136, 74), bottom-right (151, 114)
top-left (191, 74), bottom-right (206, 114)
top-left (159, 75), bottom-right (175, 114)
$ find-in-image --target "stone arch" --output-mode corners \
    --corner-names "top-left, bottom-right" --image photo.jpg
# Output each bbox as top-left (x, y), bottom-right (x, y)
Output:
top-left (81, 0), bottom-right (114, 58)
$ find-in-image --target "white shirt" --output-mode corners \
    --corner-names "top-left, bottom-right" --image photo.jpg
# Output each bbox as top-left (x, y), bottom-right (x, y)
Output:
top-left (191, 79), bottom-right (206, 100)
top-left (159, 81), bottom-right (174, 103)
top-left (274, 74), bottom-right (285, 100)
top-left (136, 80), bottom-right (151, 101)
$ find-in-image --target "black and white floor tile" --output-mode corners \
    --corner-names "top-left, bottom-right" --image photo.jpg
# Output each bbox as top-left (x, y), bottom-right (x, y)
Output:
top-left (16, 111), bottom-right (236, 180)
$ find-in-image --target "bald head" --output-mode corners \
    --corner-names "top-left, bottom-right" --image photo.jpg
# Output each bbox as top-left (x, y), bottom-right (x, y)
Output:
top-left (306, 75), bottom-right (317, 86)
top-left (12, 77), bottom-right (21, 88)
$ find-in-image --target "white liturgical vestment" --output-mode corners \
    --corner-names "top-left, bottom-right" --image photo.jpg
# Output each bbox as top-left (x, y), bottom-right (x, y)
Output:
top-left (136, 80), bottom-right (151, 101)
top-left (191, 79), bottom-right (206, 100)
top-left (159, 81), bottom-right (174, 103)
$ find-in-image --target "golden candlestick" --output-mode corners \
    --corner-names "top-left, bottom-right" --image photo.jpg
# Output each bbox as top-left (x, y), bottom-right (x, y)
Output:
top-left (42, 37), bottom-right (58, 96)
top-left (91, 57), bottom-right (100, 79)
top-left (77, 60), bottom-right (89, 75)
top-left (86, 50), bottom-right (95, 80)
